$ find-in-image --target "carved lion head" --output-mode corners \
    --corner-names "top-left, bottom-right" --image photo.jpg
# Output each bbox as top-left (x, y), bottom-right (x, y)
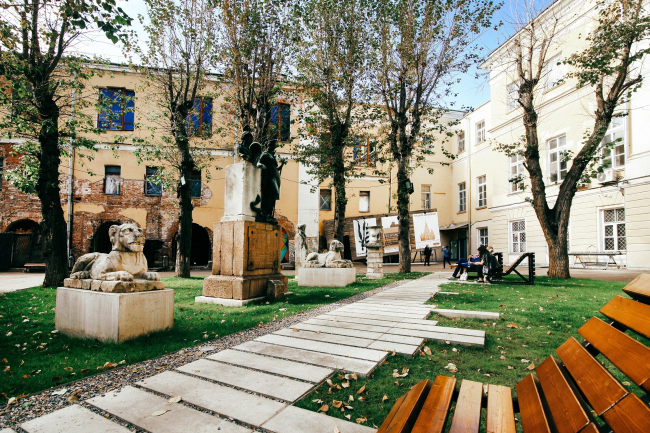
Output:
top-left (109, 223), bottom-right (145, 252)
top-left (329, 239), bottom-right (345, 253)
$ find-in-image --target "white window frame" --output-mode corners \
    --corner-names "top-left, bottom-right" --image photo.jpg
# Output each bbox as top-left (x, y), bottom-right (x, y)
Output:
top-left (507, 82), bottom-right (519, 112)
top-left (477, 175), bottom-right (487, 208)
top-left (475, 121), bottom-right (485, 144)
top-left (510, 220), bottom-right (526, 253)
top-left (509, 154), bottom-right (525, 193)
top-left (547, 134), bottom-right (568, 183)
top-left (601, 207), bottom-right (626, 252)
top-left (545, 53), bottom-right (566, 91)
top-left (421, 184), bottom-right (431, 210)
top-left (477, 228), bottom-right (488, 247)
top-left (359, 191), bottom-right (370, 213)
top-left (457, 131), bottom-right (465, 153)
top-left (458, 182), bottom-right (466, 213)
top-left (601, 117), bottom-right (627, 170)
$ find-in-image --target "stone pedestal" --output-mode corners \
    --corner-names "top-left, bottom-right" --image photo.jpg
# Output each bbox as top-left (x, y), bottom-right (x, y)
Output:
top-left (366, 247), bottom-right (384, 279)
top-left (297, 267), bottom-right (356, 287)
top-left (221, 161), bottom-right (262, 222)
top-left (63, 278), bottom-right (165, 293)
top-left (197, 220), bottom-right (288, 306)
top-left (55, 288), bottom-right (174, 342)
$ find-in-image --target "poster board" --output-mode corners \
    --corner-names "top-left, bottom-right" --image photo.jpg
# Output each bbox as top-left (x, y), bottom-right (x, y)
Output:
top-left (353, 218), bottom-right (377, 257)
top-left (413, 212), bottom-right (441, 249)
top-left (381, 216), bottom-right (400, 254)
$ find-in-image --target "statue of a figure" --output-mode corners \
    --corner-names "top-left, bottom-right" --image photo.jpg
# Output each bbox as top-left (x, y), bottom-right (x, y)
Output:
top-left (294, 224), bottom-right (307, 269)
top-left (237, 127), bottom-right (286, 225)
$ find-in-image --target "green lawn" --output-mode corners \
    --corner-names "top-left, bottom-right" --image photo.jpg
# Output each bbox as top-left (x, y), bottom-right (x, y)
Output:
top-left (0, 272), bottom-right (425, 401)
top-left (294, 276), bottom-right (647, 430)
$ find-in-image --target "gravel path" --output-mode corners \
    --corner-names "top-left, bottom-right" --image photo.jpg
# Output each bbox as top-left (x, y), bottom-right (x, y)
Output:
top-left (0, 278), bottom-right (412, 430)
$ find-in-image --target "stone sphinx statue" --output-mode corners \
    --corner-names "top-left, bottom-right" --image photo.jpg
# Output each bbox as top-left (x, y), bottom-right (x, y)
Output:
top-left (304, 240), bottom-right (353, 268)
top-left (65, 223), bottom-right (164, 293)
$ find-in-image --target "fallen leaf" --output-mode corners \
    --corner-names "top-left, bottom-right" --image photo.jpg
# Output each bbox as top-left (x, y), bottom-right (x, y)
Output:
top-left (526, 362), bottom-right (535, 371)
top-left (168, 396), bottom-right (182, 404)
top-left (348, 395), bottom-right (354, 402)
top-left (382, 395), bottom-right (388, 402)
top-left (351, 373), bottom-right (358, 380)
top-left (67, 394), bottom-right (79, 402)
top-left (508, 366), bottom-right (514, 370)
top-left (151, 410), bottom-right (169, 417)
top-left (81, 368), bottom-right (89, 374)
top-left (444, 363), bottom-right (458, 373)
top-left (521, 359), bottom-right (530, 363)
top-left (345, 414), bottom-right (351, 420)
top-left (326, 379), bottom-right (334, 387)
top-left (334, 427), bottom-right (341, 433)
top-left (622, 381), bottom-right (631, 386)
top-left (507, 323), bottom-right (519, 329)
top-left (319, 404), bottom-right (329, 412)
top-left (7, 397), bottom-right (16, 405)
top-left (293, 328), bottom-right (299, 332)
top-left (312, 399), bottom-right (323, 404)
top-left (332, 400), bottom-right (343, 408)
top-left (391, 350), bottom-right (396, 357)
top-left (356, 416), bottom-right (367, 424)
top-left (356, 385), bottom-right (366, 394)
top-left (345, 405), bottom-right (353, 410)
top-left (341, 381), bottom-right (350, 388)
top-left (500, 355), bottom-right (506, 360)
top-left (64, 367), bottom-right (73, 372)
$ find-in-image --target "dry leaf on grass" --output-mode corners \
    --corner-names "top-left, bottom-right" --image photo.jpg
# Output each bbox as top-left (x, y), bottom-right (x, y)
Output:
top-left (391, 350), bottom-right (396, 357)
top-left (332, 400), bottom-right (343, 408)
top-left (356, 385), bottom-right (366, 394)
top-left (326, 379), bottom-right (334, 386)
top-left (382, 395), bottom-right (388, 402)
top-left (521, 359), bottom-right (530, 363)
top-left (351, 373), bottom-right (358, 380)
top-left (319, 404), bottom-right (329, 412)
top-left (508, 366), bottom-right (514, 370)
top-left (341, 381), bottom-right (350, 388)
top-left (356, 416), bottom-right (367, 424)
top-left (345, 415), bottom-right (351, 420)
top-left (444, 363), bottom-right (458, 373)
top-left (507, 323), bottom-right (520, 329)
top-left (312, 399), bottom-right (323, 404)
top-left (151, 410), bottom-right (169, 417)
top-left (526, 362), bottom-right (535, 370)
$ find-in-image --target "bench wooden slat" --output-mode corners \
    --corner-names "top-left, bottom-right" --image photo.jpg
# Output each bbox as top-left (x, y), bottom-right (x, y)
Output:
top-left (556, 337), bottom-right (627, 415)
top-left (377, 379), bottom-right (432, 433)
top-left (602, 393), bottom-right (650, 433)
top-left (578, 317), bottom-right (650, 392)
top-left (600, 295), bottom-right (650, 339)
top-left (377, 394), bottom-right (407, 433)
top-left (578, 424), bottom-right (599, 433)
top-left (412, 376), bottom-right (456, 433)
top-left (449, 380), bottom-right (483, 433)
top-left (622, 274), bottom-right (650, 305)
top-left (536, 356), bottom-right (590, 433)
top-left (516, 374), bottom-right (552, 433)
top-left (486, 384), bottom-right (516, 433)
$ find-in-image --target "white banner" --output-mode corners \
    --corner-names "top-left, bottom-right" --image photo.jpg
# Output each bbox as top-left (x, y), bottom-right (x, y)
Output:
top-left (353, 218), bottom-right (377, 257)
top-left (413, 212), bottom-right (441, 249)
top-left (381, 216), bottom-right (400, 254)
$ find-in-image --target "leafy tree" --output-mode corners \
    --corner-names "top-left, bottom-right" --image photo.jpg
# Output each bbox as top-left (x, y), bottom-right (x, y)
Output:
top-left (371, 0), bottom-right (499, 273)
top-left (126, 0), bottom-right (222, 277)
top-left (0, 0), bottom-right (131, 286)
top-left (294, 0), bottom-right (379, 242)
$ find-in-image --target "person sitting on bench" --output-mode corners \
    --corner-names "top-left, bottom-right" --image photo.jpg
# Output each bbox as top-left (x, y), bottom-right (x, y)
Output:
top-left (473, 245), bottom-right (498, 283)
top-left (449, 252), bottom-right (480, 279)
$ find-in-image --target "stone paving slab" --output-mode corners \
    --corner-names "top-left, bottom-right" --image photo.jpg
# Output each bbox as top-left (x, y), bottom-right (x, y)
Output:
top-left (304, 318), bottom-right (393, 333)
top-left (207, 349), bottom-right (333, 383)
top-left (350, 303), bottom-right (434, 313)
top-left (392, 321), bottom-right (485, 337)
top-left (88, 386), bottom-right (251, 433)
top-left (233, 341), bottom-right (379, 376)
top-left (294, 322), bottom-right (385, 340)
top-left (256, 334), bottom-right (388, 362)
top-left (337, 305), bottom-right (432, 318)
top-left (384, 327), bottom-right (484, 346)
top-left (274, 328), bottom-right (375, 348)
top-left (433, 308), bottom-right (500, 320)
top-left (261, 405), bottom-right (376, 433)
top-left (177, 359), bottom-right (313, 402)
top-left (1, 429), bottom-right (17, 433)
top-left (376, 332), bottom-right (425, 346)
top-left (21, 405), bottom-right (132, 433)
top-left (326, 310), bottom-right (416, 322)
top-left (138, 371), bottom-right (287, 426)
top-left (367, 340), bottom-right (422, 356)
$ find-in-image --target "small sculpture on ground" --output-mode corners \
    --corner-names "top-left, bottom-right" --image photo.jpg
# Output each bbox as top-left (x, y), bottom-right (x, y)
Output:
top-left (294, 224), bottom-right (307, 268)
top-left (304, 240), bottom-right (353, 268)
top-left (70, 223), bottom-right (160, 281)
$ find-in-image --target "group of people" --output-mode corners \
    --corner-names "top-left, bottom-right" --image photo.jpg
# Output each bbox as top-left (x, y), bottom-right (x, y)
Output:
top-left (422, 244), bottom-right (499, 283)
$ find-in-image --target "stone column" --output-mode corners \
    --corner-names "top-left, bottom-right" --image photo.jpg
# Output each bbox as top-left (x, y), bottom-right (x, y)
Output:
top-left (366, 226), bottom-right (384, 279)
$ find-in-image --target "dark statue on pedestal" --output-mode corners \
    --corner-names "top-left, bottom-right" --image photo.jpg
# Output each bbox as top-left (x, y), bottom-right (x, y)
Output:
top-left (237, 126), bottom-right (286, 225)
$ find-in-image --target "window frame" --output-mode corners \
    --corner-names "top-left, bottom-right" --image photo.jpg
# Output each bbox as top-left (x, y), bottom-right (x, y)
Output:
top-left (144, 166), bottom-right (162, 196)
top-left (545, 53), bottom-right (566, 92)
top-left (320, 189), bottom-right (332, 211)
top-left (601, 207), bottom-right (626, 252)
top-left (359, 191), bottom-right (370, 213)
top-left (187, 97), bottom-right (213, 138)
top-left (506, 82), bottom-right (519, 112)
top-left (510, 219), bottom-right (527, 253)
top-left (601, 117), bottom-right (627, 170)
top-left (477, 175), bottom-right (487, 208)
top-left (475, 120), bottom-right (485, 144)
top-left (104, 165), bottom-right (122, 195)
top-left (269, 103), bottom-right (291, 142)
top-left (190, 169), bottom-right (202, 198)
top-left (98, 88), bottom-right (135, 131)
top-left (458, 182), bottom-right (466, 213)
top-left (509, 154), bottom-right (525, 193)
top-left (477, 228), bottom-right (488, 247)
top-left (421, 184), bottom-right (431, 210)
top-left (547, 134), bottom-right (568, 184)
top-left (353, 138), bottom-right (377, 167)
top-left (457, 131), bottom-right (465, 153)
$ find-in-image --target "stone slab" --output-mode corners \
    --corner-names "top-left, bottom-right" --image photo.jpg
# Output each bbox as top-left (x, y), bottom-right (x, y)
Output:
top-left (262, 405), bottom-right (375, 433)
top-left (202, 273), bottom-right (288, 300)
top-left (233, 341), bottom-right (379, 376)
top-left (392, 321), bottom-right (485, 337)
top-left (326, 310), bottom-right (413, 322)
top-left (222, 161), bottom-right (262, 222)
top-left (384, 327), bottom-right (484, 346)
top-left (336, 305), bottom-right (430, 319)
top-left (297, 267), bottom-right (356, 287)
top-left (88, 386), bottom-right (251, 433)
top-left (55, 287), bottom-right (174, 343)
top-left (351, 303), bottom-right (434, 313)
top-left (274, 328), bottom-right (374, 348)
top-left (433, 308), bottom-right (501, 320)
top-left (294, 323), bottom-right (384, 340)
top-left (1, 429), bottom-right (17, 433)
top-left (177, 359), bottom-right (313, 402)
top-left (304, 318), bottom-right (393, 333)
top-left (316, 314), bottom-right (407, 327)
top-left (368, 340), bottom-right (421, 357)
top-left (207, 349), bottom-right (333, 383)
top-left (256, 334), bottom-right (388, 362)
top-left (195, 295), bottom-right (265, 307)
top-left (63, 278), bottom-right (165, 293)
top-left (21, 405), bottom-right (131, 433)
top-left (138, 371), bottom-right (286, 426)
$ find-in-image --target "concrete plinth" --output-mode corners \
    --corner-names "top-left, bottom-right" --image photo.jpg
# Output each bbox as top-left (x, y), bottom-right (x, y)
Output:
top-left (366, 247), bottom-right (384, 279)
top-left (221, 161), bottom-right (262, 222)
top-left (55, 287), bottom-right (174, 342)
top-left (202, 274), bottom-right (288, 300)
top-left (297, 267), bottom-right (357, 287)
top-left (194, 295), bottom-right (266, 307)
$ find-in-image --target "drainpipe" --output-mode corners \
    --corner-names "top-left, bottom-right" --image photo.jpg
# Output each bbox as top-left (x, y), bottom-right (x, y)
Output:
top-left (67, 72), bottom-right (76, 263)
top-left (467, 118), bottom-right (472, 256)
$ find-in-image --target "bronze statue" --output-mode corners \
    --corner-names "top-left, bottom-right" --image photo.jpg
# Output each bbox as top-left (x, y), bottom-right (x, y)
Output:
top-left (237, 126), bottom-right (286, 225)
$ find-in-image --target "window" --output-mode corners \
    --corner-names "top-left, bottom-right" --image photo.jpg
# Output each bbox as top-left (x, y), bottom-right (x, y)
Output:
top-left (320, 189), bottom-right (332, 211)
top-left (270, 103), bottom-right (291, 142)
top-left (511, 220), bottom-right (526, 253)
top-left (507, 82), bottom-right (519, 111)
top-left (475, 120), bottom-right (485, 144)
top-left (457, 131), bottom-right (465, 153)
top-left (602, 117), bottom-right (626, 169)
top-left (478, 228), bottom-right (488, 247)
top-left (145, 166), bottom-right (162, 196)
top-left (603, 208), bottom-right (626, 251)
top-left (187, 97), bottom-right (212, 137)
top-left (421, 185), bottom-right (431, 210)
top-left (477, 175), bottom-right (487, 208)
top-left (190, 170), bottom-right (202, 198)
top-left (548, 135), bottom-right (568, 183)
top-left (458, 182), bottom-right (466, 213)
top-left (509, 154), bottom-right (525, 193)
top-left (545, 54), bottom-right (566, 91)
top-left (359, 191), bottom-right (370, 213)
top-left (98, 89), bottom-right (134, 131)
top-left (104, 166), bottom-right (121, 195)
top-left (353, 138), bottom-right (376, 167)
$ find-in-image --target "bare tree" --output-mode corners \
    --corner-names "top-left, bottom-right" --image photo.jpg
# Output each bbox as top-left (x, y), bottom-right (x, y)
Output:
top-left (372, 0), bottom-right (498, 273)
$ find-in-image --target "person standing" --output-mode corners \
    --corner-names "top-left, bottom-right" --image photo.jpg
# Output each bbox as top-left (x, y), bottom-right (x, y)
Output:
top-left (442, 245), bottom-right (451, 268)
top-left (423, 246), bottom-right (431, 266)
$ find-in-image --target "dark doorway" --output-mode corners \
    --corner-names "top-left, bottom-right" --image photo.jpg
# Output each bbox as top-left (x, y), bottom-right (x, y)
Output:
top-left (143, 239), bottom-right (164, 269)
top-left (343, 235), bottom-right (352, 261)
top-left (92, 221), bottom-right (121, 254)
top-left (5, 219), bottom-right (43, 266)
top-left (172, 224), bottom-right (211, 267)
top-left (458, 229), bottom-right (468, 259)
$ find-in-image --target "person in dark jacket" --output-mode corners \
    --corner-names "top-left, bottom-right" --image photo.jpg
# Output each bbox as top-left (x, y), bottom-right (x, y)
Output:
top-left (473, 245), bottom-right (495, 283)
top-left (441, 245), bottom-right (451, 268)
top-left (423, 246), bottom-right (432, 266)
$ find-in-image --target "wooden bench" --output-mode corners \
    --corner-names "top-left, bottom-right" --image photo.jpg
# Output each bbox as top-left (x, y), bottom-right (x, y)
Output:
top-left (378, 274), bottom-right (650, 433)
top-left (492, 252), bottom-right (535, 285)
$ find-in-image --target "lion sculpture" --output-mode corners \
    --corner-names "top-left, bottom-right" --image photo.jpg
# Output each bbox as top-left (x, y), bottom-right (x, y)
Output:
top-left (304, 240), bottom-right (353, 268)
top-left (70, 223), bottom-right (160, 281)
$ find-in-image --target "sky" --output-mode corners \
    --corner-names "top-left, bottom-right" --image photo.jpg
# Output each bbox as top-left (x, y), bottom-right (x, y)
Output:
top-left (74, 0), bottom-right (549, 114)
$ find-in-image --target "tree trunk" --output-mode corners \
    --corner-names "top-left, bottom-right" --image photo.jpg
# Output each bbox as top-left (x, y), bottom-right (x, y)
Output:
top-left (175, 135), bottom-right (194, 278)
top-left (396, 157), bottom-right (411, 273)
top-left (548, 238), bottom-right (570, 278)
top-left (36, 99), bottom-right (69, 287)
top-left (333, 171), bottom-right (347, 243)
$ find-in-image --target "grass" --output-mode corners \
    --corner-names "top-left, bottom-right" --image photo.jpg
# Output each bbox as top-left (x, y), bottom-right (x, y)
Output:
top-left (294, 276), bottom-right (648, 430)
top-left (0, 272), bottom-right (425, 401)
